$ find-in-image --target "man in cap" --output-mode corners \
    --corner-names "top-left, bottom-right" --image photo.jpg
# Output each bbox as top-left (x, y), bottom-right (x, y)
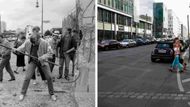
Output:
top-left (69, 30), bottom-right (79, 76)
top-left (57, 28), bottom-right (73, 80)
top-left (47, 30), bottom-right (60, 80)
top-left (0, 34), bottom-right (15, 82)
top-left (15, 26), bottom-right (56, 101)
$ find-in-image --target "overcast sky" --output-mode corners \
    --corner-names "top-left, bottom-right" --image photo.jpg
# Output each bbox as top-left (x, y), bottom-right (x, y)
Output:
top-left (139, 0), bottom-right (153, 17)
top-left (0, 0), bottom-right (75, 30)
top-left (139, 0), bottom-right (190, 28)
top-left (154, 0), bottom-right (190, 27)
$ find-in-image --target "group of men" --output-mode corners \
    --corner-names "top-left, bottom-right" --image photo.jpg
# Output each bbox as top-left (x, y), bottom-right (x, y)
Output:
top-left (0, 26), bottom-right (81, 101)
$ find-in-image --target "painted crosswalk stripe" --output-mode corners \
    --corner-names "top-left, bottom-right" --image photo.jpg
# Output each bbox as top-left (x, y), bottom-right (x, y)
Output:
top-left (182, 78), bottom-right (190, 83)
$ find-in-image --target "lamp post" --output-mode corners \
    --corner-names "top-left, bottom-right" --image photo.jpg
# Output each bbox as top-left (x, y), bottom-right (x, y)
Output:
top-left (0, 15), bottom-right (1, 34)
top-left (36, 0), bottom-right (44, 36)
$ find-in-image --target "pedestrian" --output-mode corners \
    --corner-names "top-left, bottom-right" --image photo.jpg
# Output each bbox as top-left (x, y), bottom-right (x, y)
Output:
top-left (47, 30), bottom-right (60, 81)
top-left (57, 28), bottom-right (73, 80)
top-left (69, 30), bottom-right (79, 77)
top-left (13, 32), bottom-right (26, 74)
top-left (169, 37), bottom-right (184, 72)
top-left (0, 34), bottom-right (15, 82)
top-left (15, 26), bottom-right (56, 101)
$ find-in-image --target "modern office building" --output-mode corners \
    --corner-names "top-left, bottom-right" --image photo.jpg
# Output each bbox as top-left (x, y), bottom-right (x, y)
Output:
top-left (153, 2), bottom-right (168, 38)
top-left (181, 24), bottom-right (188, 40)
top-left (97, 0), bottom-right (152, 41)
top-left (168, 9), bottom-right (181, 38)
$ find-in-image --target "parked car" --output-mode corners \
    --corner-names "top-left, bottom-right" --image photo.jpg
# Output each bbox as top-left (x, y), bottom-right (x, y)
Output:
top-left (135, 38), bottom-right (146, 46)
top-left (98, 40), bottom-right (121, 51)
top-left (120, 39), bottom-right (136, 48)
top-left (151, 41), bottom-right (174, 62)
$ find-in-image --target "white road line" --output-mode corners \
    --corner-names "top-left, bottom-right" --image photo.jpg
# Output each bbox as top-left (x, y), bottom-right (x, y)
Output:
top-left (182, 78), bottom-right (190, 83)
top-left (177, 72), bottom-right (185, 92)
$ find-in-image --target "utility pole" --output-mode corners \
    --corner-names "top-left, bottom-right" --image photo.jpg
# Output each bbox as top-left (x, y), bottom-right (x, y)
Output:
top-left (41, 0), bottom-right (44, 36)
top-left (188, 15), bottom-right (190, 40)
top-left (0, 15), bottom-right (1, 34)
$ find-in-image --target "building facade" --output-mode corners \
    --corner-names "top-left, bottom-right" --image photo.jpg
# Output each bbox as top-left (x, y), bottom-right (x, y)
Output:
top-left (181, 24), bottom-right (188, 40)
top-left (168, 9), bottom-right (181, 38)
top-left (153, 2), bottom-right (168, 38)
top-left (97, 0), bottom-right (152, 41)
top-left (0, 21), bottom-right (6, 33)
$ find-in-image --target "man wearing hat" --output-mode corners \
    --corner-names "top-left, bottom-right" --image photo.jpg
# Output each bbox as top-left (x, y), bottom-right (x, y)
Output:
top-left (47, 31), bottom-right (60, 78)
top-left (0, 34), bottom-right (15, 82)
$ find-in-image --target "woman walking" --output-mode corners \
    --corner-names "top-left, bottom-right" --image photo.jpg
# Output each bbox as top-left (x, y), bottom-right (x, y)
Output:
top-left (14, 32), bottom-right (26, 74)
top-left (169, 37), bottom-right (184, 73)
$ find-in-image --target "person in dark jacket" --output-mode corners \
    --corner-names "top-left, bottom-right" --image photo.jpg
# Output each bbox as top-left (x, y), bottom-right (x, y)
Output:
top-left (13, 32), bottom-right (26, 74)
top-left (57, 28), bottom-right (75, 80)
top-left (70, 30), bottom-right (79, 76)
top-left (0, 34), bottom-right (15, 82)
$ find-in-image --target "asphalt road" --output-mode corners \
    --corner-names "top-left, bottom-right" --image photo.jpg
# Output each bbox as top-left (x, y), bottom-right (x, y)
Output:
top-left (98, 44), bottom-right (190, 107)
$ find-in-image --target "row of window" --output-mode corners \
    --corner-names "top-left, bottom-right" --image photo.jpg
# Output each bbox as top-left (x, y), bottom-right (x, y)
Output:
top-left (98, 8), bottom-right (152, 30)
top-left (98, 0), bottom-right (133, 15)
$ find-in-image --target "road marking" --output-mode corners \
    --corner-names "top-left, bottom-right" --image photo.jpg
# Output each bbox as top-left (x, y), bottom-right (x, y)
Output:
top-left (99, 91), bottom-right (190, 100)
top-left (177, 72), bottom-right (185, 92)
top-left (182, 78), bottom-right (190, 83)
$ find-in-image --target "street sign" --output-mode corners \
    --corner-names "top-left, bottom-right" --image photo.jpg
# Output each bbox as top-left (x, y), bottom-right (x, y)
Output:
top-left (43, 20), bottom-right (50, 23)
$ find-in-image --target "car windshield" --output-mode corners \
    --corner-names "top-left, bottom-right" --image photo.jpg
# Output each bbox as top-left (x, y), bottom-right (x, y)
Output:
top-left (123, 39), bottom-right (129, 42)
top-left (101, 40), bottom-right (109, 44)
top-left (156, 43), bottom-right (172, 48)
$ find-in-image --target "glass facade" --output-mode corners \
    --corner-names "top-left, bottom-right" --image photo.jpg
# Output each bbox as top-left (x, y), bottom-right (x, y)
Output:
top-left (153, 3), bottom-right (164, 38)
top-left (98, 0), bottom-right (133, 16)
top-left (98, 0), bottom-right (153, 41)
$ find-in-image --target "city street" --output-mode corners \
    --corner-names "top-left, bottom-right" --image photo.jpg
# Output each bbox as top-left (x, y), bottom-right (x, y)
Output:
top-left (98, 44), bottom-right (190, 107)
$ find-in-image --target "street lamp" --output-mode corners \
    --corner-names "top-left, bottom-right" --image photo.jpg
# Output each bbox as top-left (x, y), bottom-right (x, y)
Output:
top-left (36, 0), bottom-right (43, 36)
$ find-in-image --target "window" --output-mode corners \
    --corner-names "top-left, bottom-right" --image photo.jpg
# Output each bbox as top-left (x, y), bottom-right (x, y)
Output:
top-left (98, 8), bottom-right (103, 22)
top-left (108, 0), bottom-right (110, 6)
top-left (117, 14), bottom-right (126, 25)
top-left (104, 0), bottom-right (106, 4)
top-left (99, 0), bottom-right (101, 3)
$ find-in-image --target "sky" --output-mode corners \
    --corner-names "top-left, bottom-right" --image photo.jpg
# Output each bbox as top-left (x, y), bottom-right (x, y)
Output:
top-left (141, 0), bottom-right (190, 28)
top-left (139, 0), bottom-right (153, 17)
top-left (0, 0), bottom-right (75, 30)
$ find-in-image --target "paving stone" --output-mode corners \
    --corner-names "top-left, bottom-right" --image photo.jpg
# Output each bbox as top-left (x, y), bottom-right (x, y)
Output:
top-left (130, 95), bottom-right (137, 98)
top-left (142, 93), bottom-right (148, 96)
top-left (123, 94), bottom-right (130, 98)
top-left (174, 96), bottom-right (182, 100)
top-left (136, 96), bottom-right (144, 99)
top-left (144, 96), bottom-right (152, 99)
top-left (178, 94), bottom-right (184, 97)
top-left (152, 96), bottom-right (158, 100)
top-left (182, 96), bottom-right (188, 100)
top-left (159, 96), bottom-right (166, 100)
top-left (128, 92), bottom-right (135, 95)
top-left (171, 94), bottom-right (178, 97)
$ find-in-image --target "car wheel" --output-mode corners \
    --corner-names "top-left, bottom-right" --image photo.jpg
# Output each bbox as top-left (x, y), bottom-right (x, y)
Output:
top-left (151, 57), bottom-right (156, 62)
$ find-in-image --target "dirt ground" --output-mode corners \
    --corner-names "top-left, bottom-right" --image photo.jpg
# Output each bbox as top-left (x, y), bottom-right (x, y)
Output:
top-left (0, 43), bottom-right (95, 107)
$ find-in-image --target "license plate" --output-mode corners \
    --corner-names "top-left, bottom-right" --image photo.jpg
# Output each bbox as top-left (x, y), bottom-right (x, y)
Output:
top-left (158, 50), bottom-right (166, 53)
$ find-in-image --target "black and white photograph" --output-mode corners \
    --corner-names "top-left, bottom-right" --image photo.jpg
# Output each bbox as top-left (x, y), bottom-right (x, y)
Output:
top-left (0, 0), bottom-right (95, 107)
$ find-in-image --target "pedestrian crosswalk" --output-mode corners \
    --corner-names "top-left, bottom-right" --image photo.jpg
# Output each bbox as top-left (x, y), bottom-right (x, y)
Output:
top-left (99, 91), bottom-right (190, 100)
